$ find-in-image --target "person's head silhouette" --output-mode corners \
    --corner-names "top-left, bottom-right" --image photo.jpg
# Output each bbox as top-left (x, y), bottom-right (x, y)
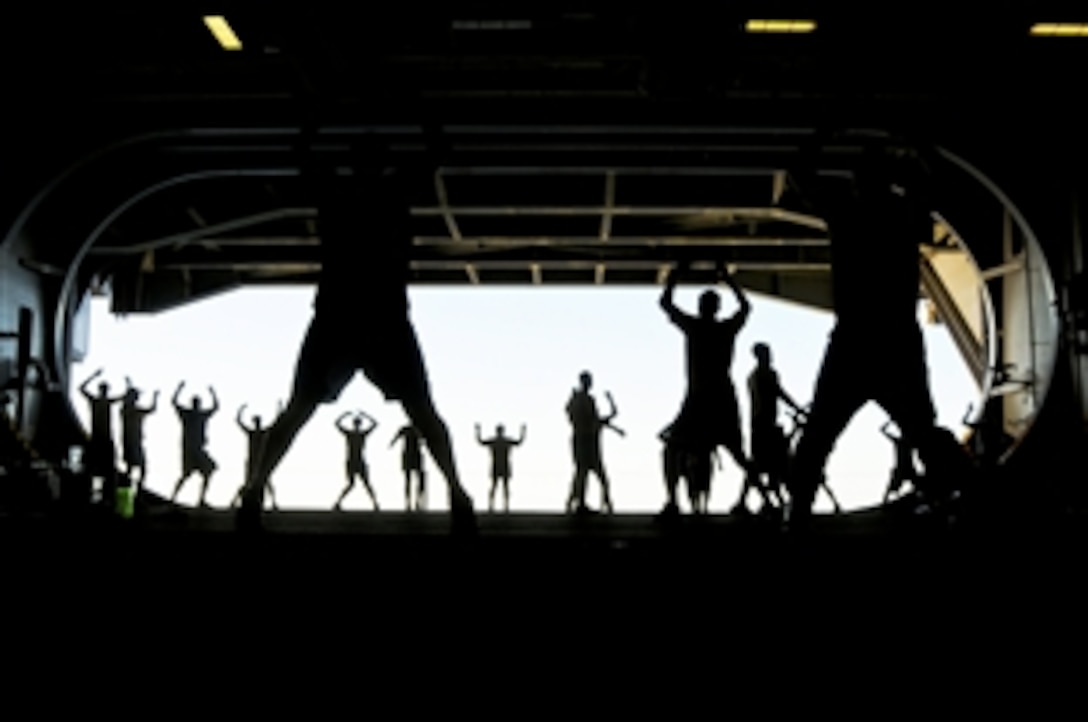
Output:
top-left (698, 290), bottom-right (721, 319)
top-left (252, 415), bottom-right (263, 431)
top-left (192, 396), bottom-right (202, 411)
top-left (579, 371), bottom-right (592, 391)
top-left (125, 387), bottom-right (138, 404)
top-left (353, 416), bottom-right (363, 430)
top-left (497, 424), bottom-right (505, 437)
top-left (97, 382), bottom-right (109, 398)
top-left (753, 342), bottom-right (771, 366)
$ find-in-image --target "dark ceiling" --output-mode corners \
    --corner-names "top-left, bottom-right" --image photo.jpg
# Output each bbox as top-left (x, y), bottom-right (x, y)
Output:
top-left (1, 3), bottom-right (1084, 308)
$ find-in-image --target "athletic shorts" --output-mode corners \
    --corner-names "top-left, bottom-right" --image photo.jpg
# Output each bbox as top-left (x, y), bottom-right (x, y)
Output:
top-left (292, 312), bottom-right (430, 404)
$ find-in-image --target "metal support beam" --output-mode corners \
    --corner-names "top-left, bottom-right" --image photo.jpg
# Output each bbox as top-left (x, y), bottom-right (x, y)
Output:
top-left (980, 257), bottom-right (1025, 281)
top-left (919, 254), bottom-right (986, 386)
top-left (531, 263), bottom-right (543, 285)
top-left (465, 264), bottom-right (480, 284)
top-left (90, 208), bottom-right (317, 255)
top-left (595, 263), bottom-right (606, 285)
top-left (599, 171), bottom-right (615, 241)
top-left (434, 171), bottom-right (463, 242)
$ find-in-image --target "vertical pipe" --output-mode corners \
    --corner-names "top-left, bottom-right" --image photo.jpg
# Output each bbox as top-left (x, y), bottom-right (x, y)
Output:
top-left (15, 306), bottom-right (31, 433)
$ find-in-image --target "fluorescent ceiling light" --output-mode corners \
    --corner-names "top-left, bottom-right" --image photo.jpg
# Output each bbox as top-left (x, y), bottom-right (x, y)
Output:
top-left (746, 19), bottom-right (817, 33)
top-left (204, 16), bottom-right (243, 50)
top-left (1030, 23), bottom-right (1088, 36)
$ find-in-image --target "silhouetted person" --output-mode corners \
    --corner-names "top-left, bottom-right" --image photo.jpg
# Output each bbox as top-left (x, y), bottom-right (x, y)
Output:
top-left (79, 368), bottom-right (124, 487)
top-left (785, 137), bottom-right (971, 526)
top-left (392, 424), bottom-right (426, 511)
top-left (335, 410), bottom-right (379, 511)
top-left (881, 420), bottom-right (918, 504)
top-left (566, 372), bottom-right (621, 514)
top-left (476, 423), bottom-right (526, 512)
top-left (658, 262), bottom-right (771, 518)
top-left (232, 404), bottom-right (277, 510)
top-left (746, 343), bottom-right (802, 512)
top-left (120, 377), bottom-right (158, 492)
top-left (236, 154), bottom-right (475, 533)
top-left (171, 382), bottom-right (219, 508)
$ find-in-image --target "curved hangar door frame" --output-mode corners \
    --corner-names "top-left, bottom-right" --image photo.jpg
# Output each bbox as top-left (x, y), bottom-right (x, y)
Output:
top-left (0, 126), bottom-right (1059, 466)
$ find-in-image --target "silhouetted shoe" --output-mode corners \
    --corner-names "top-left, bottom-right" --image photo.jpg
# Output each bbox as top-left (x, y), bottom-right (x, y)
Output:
top-left (654, 502), bottom-right (680, 523)
top-left (450, 488), bottom-right (477, 537)
top-left (235, 488), bottom-right (264, 533)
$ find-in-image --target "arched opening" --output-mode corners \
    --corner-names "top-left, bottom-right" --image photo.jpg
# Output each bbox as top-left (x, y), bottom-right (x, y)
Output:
top-left (2, 126), bottom-right (1060, 513)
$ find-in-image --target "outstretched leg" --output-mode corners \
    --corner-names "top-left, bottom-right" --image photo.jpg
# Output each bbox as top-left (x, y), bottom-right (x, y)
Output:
top-left (416, 467), bottom-right (427, 511)
top-left (334, 474), bottom-right (354, 511)
top-left (401, 395), bottom-right (472, 524)
top-left (359, 469), bottom-right (379, 511)
top-left (595, 463), bottom-right (614, 514)
top-left (238, 394), bottom-right (318, 522)
top-left (171, 472), bottom-right (191, 502)
top-left (198, 472), bottom-right (213, 508)
top-left (660, 442), bottom-right (681, 515)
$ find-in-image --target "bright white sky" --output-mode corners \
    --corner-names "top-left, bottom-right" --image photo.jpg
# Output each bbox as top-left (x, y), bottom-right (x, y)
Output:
top-left (69, 284), bottom-right (977, 514)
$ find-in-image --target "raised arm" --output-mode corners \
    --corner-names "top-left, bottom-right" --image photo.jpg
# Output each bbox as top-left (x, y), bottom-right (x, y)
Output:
top-left (79, 369), bottom-right (102, 400)
top-left (360, 412), bottom-right (378, 433)
top-left (720, 264), bottom-right (751, 327)
top-left (475, 423), bottom-right (484, 444)
top-left (208, 387), bottom-right (219, 413)
top-left (659, 263), bottom-right (690, 327)
top-left (237, 404), bottom-right (250, 432)
top-left (146, 391), bottom-right (159, 414)
top-left (880, 421), bottom-right (896, 441)
top-left (389, 427), bottom-right (405, 449)
top-left (603, 392), bottom-right (618, 423)
top-left (335, 411), bottom-right (351, 433)
top-left (516, 424), bottom-right (527, 445)
top-left (172, 382), bottom-right (184, 410)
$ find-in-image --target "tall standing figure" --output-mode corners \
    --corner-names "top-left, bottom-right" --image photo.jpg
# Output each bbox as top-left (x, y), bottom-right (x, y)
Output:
top-left (120, 377), bottom-right (158, 493)
top-left (335, 410), bottom-right (380, 511)
top-left (744, 343), bottom-right (802, 513)
top-left (391, 424), bottom-right (426, 511)
top-left (476, 423), bottom-right (526, 512)
top-left (785, 137), bottom-right (972, 527)
top-left (566, 372), bottom-right (622, 514)
top-left (232, 404), bottom-right (276, 510)
top-left (236, 151), bottom-right (475, 533)
top-left (658, 262), bottom-right (771, 518)
top-left (171, 382), bottom-right (219, 508)
top-left (79, 369), bottom-right (124, 488)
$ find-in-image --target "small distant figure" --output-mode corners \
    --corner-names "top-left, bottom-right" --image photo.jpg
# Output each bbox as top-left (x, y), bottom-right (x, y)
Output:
top-left (746, 342), bottom-right (803, 512)
top-left (232, 404), bottom-right (277, 510)
top-left (171, 382), bottom-right (219, 508)
top-left (120, 377), bottom-right (158, 492)
top-left (335, 410), bottom-right (380, 511)
top-left (881, 420), bottom-right (919, 505)
top-left (565, 372), bottom-right (622, 514)
top-left (79, 368), bottom-right (124, 486)
top-left (391, 424), bottom-right (426, 511)
top-left (476, 422), bottom-right (526, 513)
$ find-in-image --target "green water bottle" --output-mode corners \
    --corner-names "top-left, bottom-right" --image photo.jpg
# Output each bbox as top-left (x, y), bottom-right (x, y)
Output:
top-left (115, 478), bottom-right (134, 519)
